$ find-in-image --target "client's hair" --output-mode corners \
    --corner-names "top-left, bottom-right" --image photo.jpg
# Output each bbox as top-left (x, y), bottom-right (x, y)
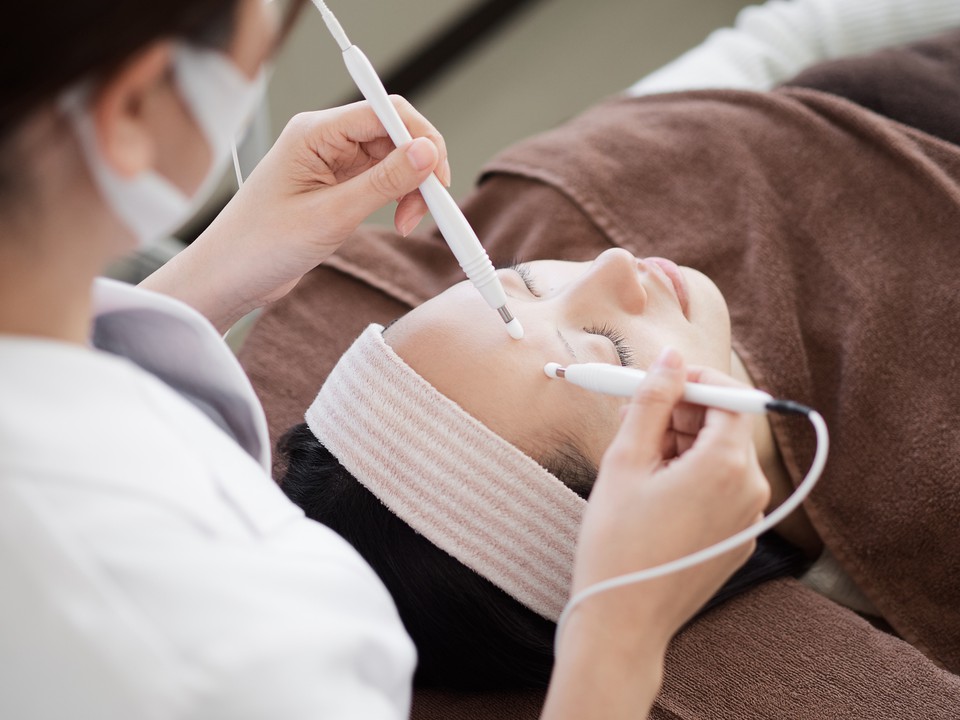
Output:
top-left (280, 424), bottom-right (555, 688)
top-left (279, 424), bottom-right (805, 689)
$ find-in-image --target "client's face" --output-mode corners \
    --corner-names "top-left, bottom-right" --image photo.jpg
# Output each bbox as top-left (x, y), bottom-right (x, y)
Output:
top-left (386, 249), bottom-right (732, 467)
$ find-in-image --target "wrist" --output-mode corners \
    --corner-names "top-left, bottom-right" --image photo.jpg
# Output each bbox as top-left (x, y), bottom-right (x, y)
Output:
top-left (140, 237), bottom-right (257, 334)
top-left (542, 601), bottom-right (669, 720)
top-left (560, 595), bottom-right (672, 667)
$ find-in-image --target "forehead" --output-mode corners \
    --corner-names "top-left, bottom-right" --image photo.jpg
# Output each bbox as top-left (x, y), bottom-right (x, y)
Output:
top-left (385, 276), bottom-right (524, 393)
top-left (389, 258), bottom-right (586, 344)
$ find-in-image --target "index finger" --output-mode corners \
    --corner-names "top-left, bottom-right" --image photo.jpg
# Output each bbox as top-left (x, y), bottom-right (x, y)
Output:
top-left (669, 365), bottom-right (754, 437)
top-left (672, 396), bottom-right (756, 477)
top-left (305, 98), bottom-right (451, 185)
top-left (604, 347), bottom-right (686, 469)
top-left (389, 96), bottom-right (451, 186)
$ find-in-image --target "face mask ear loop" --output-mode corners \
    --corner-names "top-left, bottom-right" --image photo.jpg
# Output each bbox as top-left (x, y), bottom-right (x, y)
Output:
top-left (231, 141), bottom-right (244, 188)
top-left (229, 63), bottom-right (273, 191)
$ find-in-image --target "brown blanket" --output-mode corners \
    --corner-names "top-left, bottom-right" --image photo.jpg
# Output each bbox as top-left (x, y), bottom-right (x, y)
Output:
top-left (241, 31), bottom-right (960, 719)
top-left (783, 29), bottom-right (960, 147)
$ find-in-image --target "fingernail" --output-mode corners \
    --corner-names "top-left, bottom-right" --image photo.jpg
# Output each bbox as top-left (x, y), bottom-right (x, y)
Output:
top-left (398, 216), bottom-right (419, 237)
top-left (406, 138), bottom-right (435, 171)
top-left (653, 346), bottom-right (682, 371)
top-left (441, 159), bottom-right (452, 187)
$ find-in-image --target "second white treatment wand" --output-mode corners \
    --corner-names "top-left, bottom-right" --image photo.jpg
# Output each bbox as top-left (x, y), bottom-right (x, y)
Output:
top-left (311, 0), bottom-right (523, 340)
top-left (544, 363), bottom-right (777, 414)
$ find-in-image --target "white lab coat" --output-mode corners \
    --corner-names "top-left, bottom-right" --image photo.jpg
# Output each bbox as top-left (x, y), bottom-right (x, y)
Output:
top-left (0, 279), bottom-right (416, 720)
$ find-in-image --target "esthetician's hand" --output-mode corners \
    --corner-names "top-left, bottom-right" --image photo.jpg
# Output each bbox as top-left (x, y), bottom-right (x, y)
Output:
top-left (543, 348), bottom-right (770, 720)
top-left (576, 348), bottom-right (770, 635)
top-left (142, 97), bottom-right (448, 332)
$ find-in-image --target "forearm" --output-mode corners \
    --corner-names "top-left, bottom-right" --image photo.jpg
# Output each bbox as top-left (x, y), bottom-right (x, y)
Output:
top-left (627, 0), bottom-right (960, 95)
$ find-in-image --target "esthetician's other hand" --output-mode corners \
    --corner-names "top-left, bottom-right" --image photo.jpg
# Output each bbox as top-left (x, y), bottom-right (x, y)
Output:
top-left (142, 97), bottom-right (448, 332)
top-left (543, 348), bottom-right (770, 720)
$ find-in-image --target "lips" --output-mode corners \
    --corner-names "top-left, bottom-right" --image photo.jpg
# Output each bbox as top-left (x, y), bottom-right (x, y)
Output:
top-left (644, 257), bottom-right (690, 319)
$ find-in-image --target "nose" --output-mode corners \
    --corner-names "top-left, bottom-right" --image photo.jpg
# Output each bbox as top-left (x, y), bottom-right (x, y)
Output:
top-left (563, 248), bottom-right (647, 316)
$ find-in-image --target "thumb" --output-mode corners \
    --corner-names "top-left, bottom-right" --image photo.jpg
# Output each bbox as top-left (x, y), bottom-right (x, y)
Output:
top-left (605, 347), bottom-right (686, 470)
top-left (334, 137), bottom-right (439, 228)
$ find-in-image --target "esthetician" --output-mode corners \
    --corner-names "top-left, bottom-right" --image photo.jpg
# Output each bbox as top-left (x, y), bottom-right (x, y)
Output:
top-left (0, 1), bottom-right (769, 718)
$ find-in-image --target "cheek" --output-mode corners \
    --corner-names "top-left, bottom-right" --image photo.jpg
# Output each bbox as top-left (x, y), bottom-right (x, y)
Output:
top-left (559, 392), bottom-right (626, 468)
top-left (637, 330), bottom-right (731, 375)
top-left (509, 385), bottom-right (624, 472)
top-left (631, 296), bottom-right (731, 372)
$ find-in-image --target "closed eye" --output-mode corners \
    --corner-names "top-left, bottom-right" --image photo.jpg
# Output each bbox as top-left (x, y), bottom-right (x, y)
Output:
top-left (586, 324), bottom-right (635, 367)
top-left (511, 263), bottom-right (541, 298)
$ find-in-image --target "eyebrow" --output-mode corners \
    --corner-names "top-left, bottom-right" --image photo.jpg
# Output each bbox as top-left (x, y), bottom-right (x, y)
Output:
top-left (557, 329), bottom-right (578, 361)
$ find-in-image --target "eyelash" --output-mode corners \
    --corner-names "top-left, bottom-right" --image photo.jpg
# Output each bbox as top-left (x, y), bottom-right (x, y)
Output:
top-left (506, 263), bottom-right (634, 366)
top-left (512, 263), bottom-right (541, 297)
top-left (587, 324), bottom-right (635, 367)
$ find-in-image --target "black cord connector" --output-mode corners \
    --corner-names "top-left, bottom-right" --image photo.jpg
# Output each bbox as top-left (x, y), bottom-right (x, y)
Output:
top-left (766, 399), bottom-right (814, 417)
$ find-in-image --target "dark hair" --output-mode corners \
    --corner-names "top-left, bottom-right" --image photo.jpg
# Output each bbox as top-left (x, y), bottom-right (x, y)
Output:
top-left (279, 423), bottom-right (806, 689)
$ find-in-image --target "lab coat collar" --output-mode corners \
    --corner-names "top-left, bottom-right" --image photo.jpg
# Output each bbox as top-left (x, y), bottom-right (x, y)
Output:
top-left (91, 278), bottom-right (270, 472)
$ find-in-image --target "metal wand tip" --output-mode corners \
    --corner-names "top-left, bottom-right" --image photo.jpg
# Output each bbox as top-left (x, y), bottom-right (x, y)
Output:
top-left (498, 305), bottom-right (524, 340)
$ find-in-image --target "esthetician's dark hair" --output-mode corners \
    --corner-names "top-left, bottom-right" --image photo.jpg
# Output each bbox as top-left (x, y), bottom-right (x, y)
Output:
top-left (278, 423), bottom-right (806, 690)
top-left (0, 1), bottom-right (306, 187)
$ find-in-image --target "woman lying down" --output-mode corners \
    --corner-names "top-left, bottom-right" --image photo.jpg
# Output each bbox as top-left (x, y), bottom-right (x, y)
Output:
top-left (277, 31), bottom-right (960, 690)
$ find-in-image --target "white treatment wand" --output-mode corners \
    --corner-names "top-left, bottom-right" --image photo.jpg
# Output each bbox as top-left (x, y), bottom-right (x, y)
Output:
top-left (544, 363), bottom-right (776, 414)
top-left (312, 0), bottom-right (523, 340)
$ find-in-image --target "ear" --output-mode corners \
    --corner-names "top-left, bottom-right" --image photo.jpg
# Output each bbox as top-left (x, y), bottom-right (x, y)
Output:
top-left (90, 42), bottom-right (173, 178)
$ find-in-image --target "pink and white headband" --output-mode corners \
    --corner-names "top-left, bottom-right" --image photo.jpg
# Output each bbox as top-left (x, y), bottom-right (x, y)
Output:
top-left (305, 324), bottom-right (587, 621)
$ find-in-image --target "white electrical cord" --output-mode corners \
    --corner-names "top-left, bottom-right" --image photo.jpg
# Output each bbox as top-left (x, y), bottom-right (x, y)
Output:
top-left (555, 408), bottom-right (829, 645)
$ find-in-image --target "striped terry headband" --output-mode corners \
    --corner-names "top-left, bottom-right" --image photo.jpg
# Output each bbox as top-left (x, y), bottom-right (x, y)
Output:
top-left (306, 324), bottom-right (587, 621)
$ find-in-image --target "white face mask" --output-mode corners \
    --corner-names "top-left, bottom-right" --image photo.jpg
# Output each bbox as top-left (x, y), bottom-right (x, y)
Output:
top-left (62, 44), bottom-right (266, 248)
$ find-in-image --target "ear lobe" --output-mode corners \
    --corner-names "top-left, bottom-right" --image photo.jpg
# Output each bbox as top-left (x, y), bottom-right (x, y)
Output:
top-left (91, 42), bottom-right (173, 179)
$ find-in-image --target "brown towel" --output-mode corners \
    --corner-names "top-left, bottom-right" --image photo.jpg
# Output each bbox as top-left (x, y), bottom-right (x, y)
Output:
top-left (653, 578), bottom-right (960, 720)
top-left (240, 30), bottom-right (960, 720)
top-left (783, 29), bottom-right (960, 147)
